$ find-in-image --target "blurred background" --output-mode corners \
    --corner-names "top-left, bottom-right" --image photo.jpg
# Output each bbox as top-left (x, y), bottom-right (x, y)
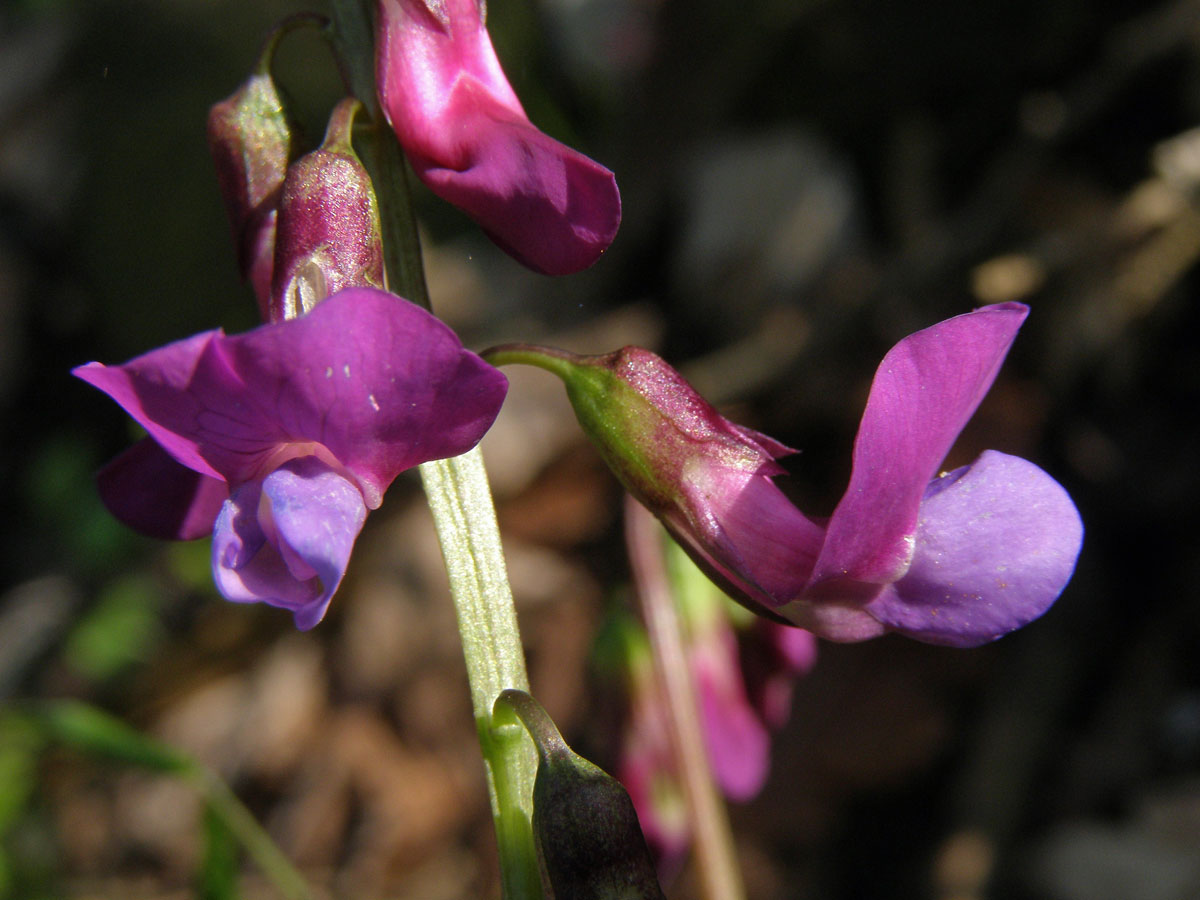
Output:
top-left (2, 0), bottom-right (1199, 897)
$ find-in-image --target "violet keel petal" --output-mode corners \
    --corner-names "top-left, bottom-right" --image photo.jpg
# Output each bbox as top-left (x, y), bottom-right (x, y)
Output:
top-left (865, 450), bottom-right (1083, 646)
top-left (812, 302), bottom-right (1029, 588)
top-left (212, 457), bottom-right (367, 630)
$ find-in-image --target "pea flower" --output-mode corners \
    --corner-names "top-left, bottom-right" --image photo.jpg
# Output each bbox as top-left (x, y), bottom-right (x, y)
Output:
top-left (484, 302), bottom-right (1083, 647)
top-left (376, 0), bottom-right (621, 275)
top-left (74, 288), bottom-right (507, 629)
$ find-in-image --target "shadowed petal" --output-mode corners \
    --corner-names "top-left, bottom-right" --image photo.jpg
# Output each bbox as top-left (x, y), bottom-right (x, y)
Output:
top-left (74, 331), bottom-right (234, 481)
top-left (212, 457), bottom-right (367, 630)
top-left (811, 303), bottom-right (1029, 588)
top-left (377, 0), bottom-right (620, 275)
top-left (97, 438), bottom-right (229, 540)
top-left (666, 469), bottom-right (821, 610)
top-left (865, 450), bottom-right (1083, 646)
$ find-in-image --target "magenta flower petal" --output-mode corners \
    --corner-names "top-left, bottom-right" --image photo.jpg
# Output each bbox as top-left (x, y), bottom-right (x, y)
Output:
top-left (74, 288), bottom-right (508, 506)
top-left (377, 0), bottom-right (621, 275)
top-left (692, 625), bottom-right (770, 801)
top-left (665, 471), bottom-right (821, 609)
top-left (811, 302), bottom-right (1029, 588)
top-left (97, 438), bottom-right (229, 540)
top-left (864, 451), bottom-right (1083, 646)
top-left (213, 456), bottom-right (367, 630)
top-left (216, 288), bottom-right (507, 505)
top-left (74, 330), bottom-right (239, 482)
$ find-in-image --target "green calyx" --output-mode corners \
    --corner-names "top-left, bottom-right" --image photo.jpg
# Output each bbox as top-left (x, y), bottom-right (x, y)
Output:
top-left (480, 345), bottom-right (679, 508)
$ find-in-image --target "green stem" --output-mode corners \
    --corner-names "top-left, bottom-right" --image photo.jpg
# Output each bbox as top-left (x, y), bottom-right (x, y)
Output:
top-left (189, 766), bottom-right (314, 900)
top-left (421, 451), bottom-right (544, 900)
top-left (328, 4), bottom-right (542, 895)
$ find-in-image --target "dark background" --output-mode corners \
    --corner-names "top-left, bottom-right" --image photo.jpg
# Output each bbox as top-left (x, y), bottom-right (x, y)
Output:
top-left (1, 0), bottom-right (1198, 897)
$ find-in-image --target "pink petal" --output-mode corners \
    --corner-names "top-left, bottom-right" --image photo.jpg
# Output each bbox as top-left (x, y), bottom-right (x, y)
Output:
top-left (692, 624), bottom-right (770, 801)
top-left (811, 303), bottom-right (1029, 588)
top-left (377, 0), bottom-right (620, 275)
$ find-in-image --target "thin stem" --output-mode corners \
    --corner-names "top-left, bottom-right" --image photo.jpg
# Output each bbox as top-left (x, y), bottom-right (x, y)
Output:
top-left (421, 451), bottom-right (543, 900)
top-left (328, 5), bottom-right (542, 896)
top-left (189, 766), bottom-right (314, 900)
top-left (624, 498), bottom-right (747, 900)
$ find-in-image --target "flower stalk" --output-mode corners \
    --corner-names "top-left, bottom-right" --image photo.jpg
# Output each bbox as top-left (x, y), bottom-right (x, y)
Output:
top-left (329, 2), bottom-right (542, 896)
top-left (625, 499), bottom-right (747, 900)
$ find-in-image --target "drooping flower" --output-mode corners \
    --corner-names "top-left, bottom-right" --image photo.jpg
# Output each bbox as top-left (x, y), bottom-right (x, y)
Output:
top-left (484, 302), bottom-right (1083, 647)
top-left (376, 0), bottom-right (621, 275)
top-left (75, 287), bottom-right (507, 628)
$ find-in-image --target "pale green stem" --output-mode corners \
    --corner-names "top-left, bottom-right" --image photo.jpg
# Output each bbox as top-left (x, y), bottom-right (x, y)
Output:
top-left (624, 498), bottom-right (747, 900)
top-left (328, 3), bottom-right (543, 896)
top-left (420, 451), bottom-right (543, 900)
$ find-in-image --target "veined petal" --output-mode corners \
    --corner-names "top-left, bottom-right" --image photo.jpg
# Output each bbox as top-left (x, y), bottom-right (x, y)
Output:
top-left (811, 303), bottom-right (1029, 588)
top-left (218, 287), bottom-right (507, 506)
top-left (667, 466), bottom-right (821, 609)
top-left (212, 457), bottom-right (367, 630)
top-left (73, 328), bottom-right (265, 487)
top-left (74, 288), bottom-right (507, 505)
top-left (97, 438), bottom-right (229, 541)
top-left (377, 0), bottom-right (620, 275)
top-left (864, 450), bottom-right (1083, 646)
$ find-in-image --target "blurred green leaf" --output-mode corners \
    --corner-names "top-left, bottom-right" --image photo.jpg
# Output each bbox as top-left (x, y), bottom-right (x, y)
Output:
top-left (199, 803), bottom-right (241, 900)
top-left (63, 574), bottom-right (162, 681)
top-left (169, 538), bottom-right (218, 594)
top-left (36, 701), bottom-right (191, 774)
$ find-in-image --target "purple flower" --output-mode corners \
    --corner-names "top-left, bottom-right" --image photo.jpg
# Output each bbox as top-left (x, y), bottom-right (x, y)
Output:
top-left (74, 287), bottom-right (507, 628)
top-left (485, 302), bottom-right (1083, 647)
top-left (376, 0), bottom-right (621, 275)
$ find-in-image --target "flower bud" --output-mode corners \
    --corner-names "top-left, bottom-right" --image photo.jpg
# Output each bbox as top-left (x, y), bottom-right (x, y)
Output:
top-left (494, 689), bottom-right (666, 900)
top-left (269, 98), bottom-right (385, 321)
top-left (481, 344), bottom-right (820, 614)
top-left (207, 34), bottom-right (292, 318)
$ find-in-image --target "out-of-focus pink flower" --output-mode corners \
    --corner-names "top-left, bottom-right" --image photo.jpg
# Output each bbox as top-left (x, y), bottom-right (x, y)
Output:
top-left (376, 0), bottom-right (621, 275)
top-left (75, 288), bottom-right (507, 628)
